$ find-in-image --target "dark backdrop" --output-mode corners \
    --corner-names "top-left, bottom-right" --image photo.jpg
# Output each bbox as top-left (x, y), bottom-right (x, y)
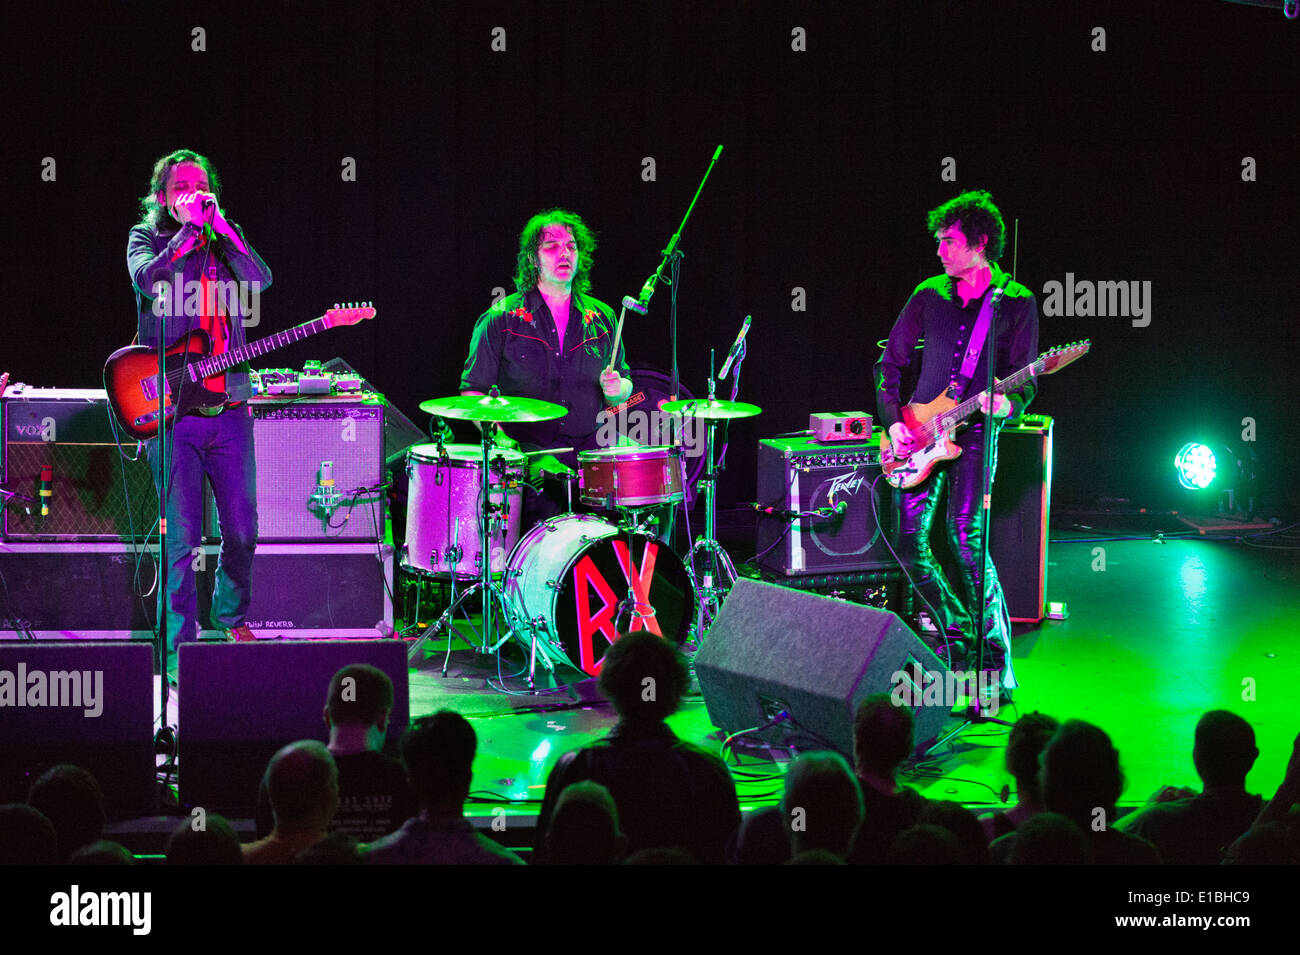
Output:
top-left (4, 0), bottom-right (1296, 516)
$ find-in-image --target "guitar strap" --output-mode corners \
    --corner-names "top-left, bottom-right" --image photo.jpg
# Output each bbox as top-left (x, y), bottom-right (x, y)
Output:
top-left (951, 271), bottom-right (1011, 399)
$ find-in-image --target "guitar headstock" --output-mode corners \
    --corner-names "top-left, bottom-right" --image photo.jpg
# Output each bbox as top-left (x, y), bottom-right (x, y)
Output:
top-left (322, 302), bottom-right (377, 327)
top-left (1039, 340), bottom-right (1091, 375)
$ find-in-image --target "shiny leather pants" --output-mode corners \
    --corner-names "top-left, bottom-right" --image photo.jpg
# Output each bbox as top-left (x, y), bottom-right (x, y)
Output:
top-left (894, 424), bottom-right (1015, 685)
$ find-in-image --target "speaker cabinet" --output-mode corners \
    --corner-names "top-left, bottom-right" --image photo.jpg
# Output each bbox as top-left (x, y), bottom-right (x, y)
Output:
top-left (206, 396), bottom-right (385, 542)
top-left (0, 641), bottom-right (156, 813)
top-left (177, 639), bottom-right (409, 811)
top-left (695, 578), bottom-right (951, 756)
top-left (925, 416), bottom-right (1053, 623)
top-left (0, 542), bottom-right (158, 637)
top-left (755, 435), bottom-right (896, 575)
top-left (196, 542), bottom-right (394, 638)
top-left (0, 541), bottom-right (392, 639)
top-left (2, 388), bottom-right (156, 541)
top-left (991, 417), bottom-right (1052, 622)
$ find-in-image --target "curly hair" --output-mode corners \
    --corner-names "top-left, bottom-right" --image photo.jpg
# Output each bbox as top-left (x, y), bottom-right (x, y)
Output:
top-left (137, 148), bottom-right (222, 232)
top-left (597, 630), bottom-right (688, 722)
top-left (513, 208), bottom-right (597, 294)
top-left (926, 189), bottom-right (1006, 263)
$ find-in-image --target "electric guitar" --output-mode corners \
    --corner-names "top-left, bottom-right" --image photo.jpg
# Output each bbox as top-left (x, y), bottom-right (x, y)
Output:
top-left (104, 303), bottom-right (376, 440)
top-left (879, 340), bottom-right (1090, 489)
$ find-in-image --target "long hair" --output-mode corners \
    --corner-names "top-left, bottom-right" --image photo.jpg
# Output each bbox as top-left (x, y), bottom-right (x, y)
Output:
top-left (926, 189), bottom-right (1006, 263)
top-left (137, 148), bottom-right (222, 232)
top-left (513, 208), bottom-right (597, 294)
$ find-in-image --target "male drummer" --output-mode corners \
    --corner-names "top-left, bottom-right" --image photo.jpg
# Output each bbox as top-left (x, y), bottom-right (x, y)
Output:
top-left (461, 209), bottom-right (632, 521)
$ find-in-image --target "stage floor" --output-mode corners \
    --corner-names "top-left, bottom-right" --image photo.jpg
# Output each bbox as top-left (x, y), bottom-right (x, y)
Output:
top-left (145, 526), bottom-right (1298, 851)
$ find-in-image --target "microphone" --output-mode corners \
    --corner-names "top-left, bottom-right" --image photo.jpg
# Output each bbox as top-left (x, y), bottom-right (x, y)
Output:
top-left (39, 464), bottom-right (52, 518)
top-left (621, 295), bottom-right (648, 316)
top-left (636, 274), bottom-right (657, 308)
top-left (311, 461), bottom-right (340, 517)
top-left (717, 315), bottom-right (752, 380)
top-left (201, 196), bottom-right (215, 210)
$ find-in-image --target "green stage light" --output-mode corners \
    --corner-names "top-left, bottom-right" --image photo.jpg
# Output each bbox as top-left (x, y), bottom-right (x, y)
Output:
top-left (1175, 442), bottom-right (1216, 490)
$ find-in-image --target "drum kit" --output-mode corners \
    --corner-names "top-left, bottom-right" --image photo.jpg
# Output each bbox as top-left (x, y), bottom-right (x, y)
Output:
top-left (401, 387), bottom-right (760, 689)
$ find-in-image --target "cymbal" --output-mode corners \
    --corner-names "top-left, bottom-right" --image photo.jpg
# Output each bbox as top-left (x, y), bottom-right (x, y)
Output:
top-left (661, 398), bottom-right (762, 420)
top-left (418, 394), bottom-right (568, 423)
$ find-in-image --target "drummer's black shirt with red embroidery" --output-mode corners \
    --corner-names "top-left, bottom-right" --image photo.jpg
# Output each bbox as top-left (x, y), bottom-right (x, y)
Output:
top-left (461, 288), bottom-right (629, 450)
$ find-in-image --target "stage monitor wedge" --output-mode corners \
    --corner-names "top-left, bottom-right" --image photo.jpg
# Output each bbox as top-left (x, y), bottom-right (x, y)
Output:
top-left (695, 578), bottom-right (952, 757)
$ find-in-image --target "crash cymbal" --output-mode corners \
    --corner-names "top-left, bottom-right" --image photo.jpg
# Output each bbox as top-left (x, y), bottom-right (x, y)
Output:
top-left (661, 398), bottom-right (762, 420)
top-left (418, 393), bottom-right (568, 423)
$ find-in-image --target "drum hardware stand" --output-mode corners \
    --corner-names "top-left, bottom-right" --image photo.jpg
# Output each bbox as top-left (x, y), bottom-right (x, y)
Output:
top-left (514, 613), bottom-right (571, 691)
top-left (685, 351), bottom-right (740, 641)
top-left (406, 424), bottom-right (517, 665)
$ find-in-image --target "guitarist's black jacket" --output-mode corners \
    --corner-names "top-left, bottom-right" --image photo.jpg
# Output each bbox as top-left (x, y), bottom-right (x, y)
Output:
top-left (127, 221), bottom-right (273, 404)
top-left (875, 262), bottom-right (1038, 431)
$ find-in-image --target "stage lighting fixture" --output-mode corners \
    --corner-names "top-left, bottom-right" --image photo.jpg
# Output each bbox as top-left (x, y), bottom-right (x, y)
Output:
top-left (1175, 443), bottom-right (1216, 490)
top-left (1174, 438), bottom-right (1269, 534)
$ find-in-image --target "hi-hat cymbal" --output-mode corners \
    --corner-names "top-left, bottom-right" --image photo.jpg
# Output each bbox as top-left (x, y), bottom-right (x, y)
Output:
top-left (419, 394), bottom-right (568, 423)
top-left (661, 398), bottom-right (762, 420)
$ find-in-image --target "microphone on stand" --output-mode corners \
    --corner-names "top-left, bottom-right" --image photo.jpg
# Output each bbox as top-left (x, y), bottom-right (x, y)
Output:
top-left (718, 315), bottom-right (752, 380)
top-left (39, 464), bottom-right (53, 519)
top-left (311, 461), bottom-right (340, 518)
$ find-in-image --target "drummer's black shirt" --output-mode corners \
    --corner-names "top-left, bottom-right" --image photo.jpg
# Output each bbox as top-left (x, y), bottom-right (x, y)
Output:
top-left (461, 288), bottom-right (629, 451)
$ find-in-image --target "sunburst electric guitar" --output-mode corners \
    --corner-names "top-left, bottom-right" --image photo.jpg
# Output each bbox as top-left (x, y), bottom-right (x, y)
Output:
top-left (879, 340), bottom-right (1090, 490)
top-left (104, 303), bottom-right (376, 440)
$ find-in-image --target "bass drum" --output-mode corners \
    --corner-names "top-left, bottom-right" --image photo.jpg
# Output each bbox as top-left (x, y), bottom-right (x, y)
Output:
top-left (503, 514), bottom-right (695, 677)
top-left (595, 366), bottom-right (705, 505)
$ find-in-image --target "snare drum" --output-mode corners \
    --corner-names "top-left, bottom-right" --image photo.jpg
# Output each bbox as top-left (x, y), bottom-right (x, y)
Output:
top-left (576, 446), bottom-right (684, 509)
top-left (403, 443), bottom-right (524, 577)
top-left (503, 514), bottom-right (694, 676)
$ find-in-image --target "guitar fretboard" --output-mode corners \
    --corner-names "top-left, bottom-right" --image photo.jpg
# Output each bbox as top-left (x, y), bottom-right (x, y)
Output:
top-left (192, 316), bottom-right (331, 379)
top-left (924, 360), bottom-right (1041, 442)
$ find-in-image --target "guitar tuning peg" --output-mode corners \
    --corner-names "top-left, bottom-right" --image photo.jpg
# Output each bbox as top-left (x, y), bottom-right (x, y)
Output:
top-left (333, 302), bottom-right (340, 309)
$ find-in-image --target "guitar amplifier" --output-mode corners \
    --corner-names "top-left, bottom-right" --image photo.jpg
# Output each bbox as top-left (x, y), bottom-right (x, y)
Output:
top-left (921, 415), bottom-right (1053, 623)
top-left (755, 433), bottom-right (898, 575)
top-left (2, 388), bottom-right (156, 541)
top-left (206, 396), bottom-right (385, 542)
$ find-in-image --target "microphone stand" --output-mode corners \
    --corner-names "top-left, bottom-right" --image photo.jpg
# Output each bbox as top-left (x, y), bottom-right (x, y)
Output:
top-left (154, 290), bottom-right (174, 758)
top-left (929, 227), bottom-right (1020, 752)
top-left (634, 144), bottom-right (723, 403)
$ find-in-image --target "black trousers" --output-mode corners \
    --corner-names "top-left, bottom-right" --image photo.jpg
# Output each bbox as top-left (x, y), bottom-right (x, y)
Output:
top-left (894, 424), bottom-right (1015, 683)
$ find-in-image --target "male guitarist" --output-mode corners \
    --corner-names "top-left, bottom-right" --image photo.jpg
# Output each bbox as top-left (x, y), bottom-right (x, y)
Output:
top-left (127, 149), bottom-right (272, 665)
top-left (875, 190), bottom-right (1038, 691)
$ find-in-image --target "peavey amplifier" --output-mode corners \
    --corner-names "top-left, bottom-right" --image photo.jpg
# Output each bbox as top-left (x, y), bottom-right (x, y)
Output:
top-left (755, 433), bottom-right (897, 576)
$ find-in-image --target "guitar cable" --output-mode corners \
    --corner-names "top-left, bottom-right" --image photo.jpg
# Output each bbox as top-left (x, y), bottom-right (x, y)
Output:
top-left (866, 470), bottom-right (970, 666)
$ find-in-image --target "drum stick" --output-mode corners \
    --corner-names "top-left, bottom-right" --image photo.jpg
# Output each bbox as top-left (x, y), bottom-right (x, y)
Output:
top-left (522, 447), bottom-right (575, 457)
top-left (605, 296), bottom-right (646, 374)
top-left (605, 302), bottom-right (628, 375)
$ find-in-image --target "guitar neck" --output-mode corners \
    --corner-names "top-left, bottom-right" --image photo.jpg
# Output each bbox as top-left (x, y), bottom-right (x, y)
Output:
top-left (928, 360), bottom-right (1039, 438)
top-left (193, 315), bottom-right (333, 378)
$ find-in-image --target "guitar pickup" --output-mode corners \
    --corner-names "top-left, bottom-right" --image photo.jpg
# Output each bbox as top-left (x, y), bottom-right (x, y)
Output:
top-left (139, 377), bottom-right (172, 402)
